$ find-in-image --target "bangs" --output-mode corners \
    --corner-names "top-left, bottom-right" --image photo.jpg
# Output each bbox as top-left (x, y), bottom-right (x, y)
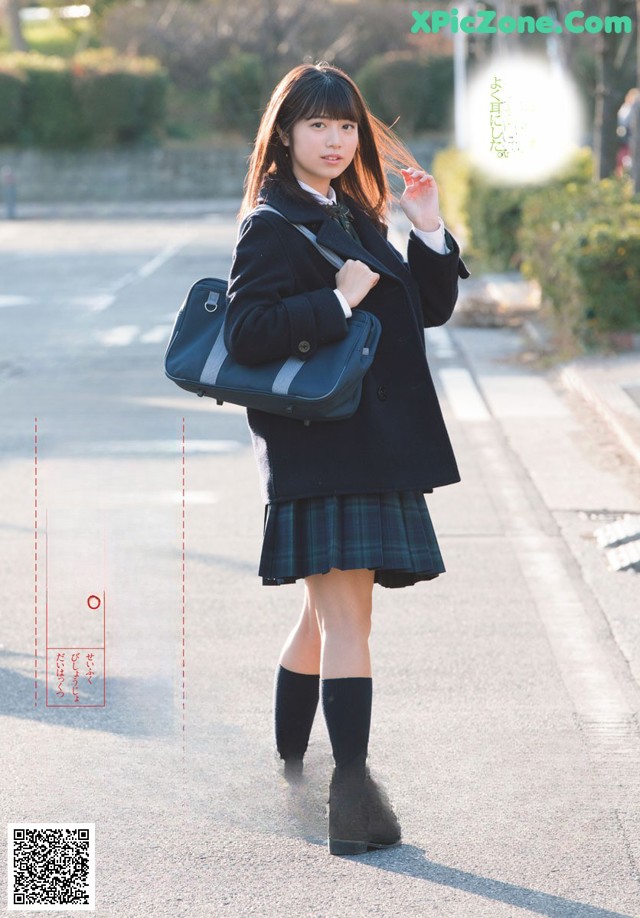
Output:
top-left (298, 77), bottom-right (360, 124)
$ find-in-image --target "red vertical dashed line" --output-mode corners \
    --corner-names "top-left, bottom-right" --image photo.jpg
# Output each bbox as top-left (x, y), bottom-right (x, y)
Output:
top-left (103, 586), bottom-right (107, 707)
top-left (45, 509), bottom-right (48, 705)
top-left (34, 417), bottom-right (38, 707)
top-left (182, 417), bottom-right (186, 761)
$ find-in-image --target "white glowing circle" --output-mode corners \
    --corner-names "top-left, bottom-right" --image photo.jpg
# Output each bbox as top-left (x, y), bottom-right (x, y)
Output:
top-left (466, 54), bottom-right (586, 185)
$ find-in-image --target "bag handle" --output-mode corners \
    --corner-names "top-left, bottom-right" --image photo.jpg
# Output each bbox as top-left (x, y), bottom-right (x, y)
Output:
top-left (251, 203), bottom-right (346, 271)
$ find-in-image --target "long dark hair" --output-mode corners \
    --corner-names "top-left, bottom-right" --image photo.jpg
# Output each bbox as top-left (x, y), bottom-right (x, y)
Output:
top-left (239, 62), bottom-right (422, 231)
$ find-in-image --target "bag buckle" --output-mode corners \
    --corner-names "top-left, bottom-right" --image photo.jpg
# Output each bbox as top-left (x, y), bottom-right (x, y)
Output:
top-left (204, 292), bottom-right (219, 312)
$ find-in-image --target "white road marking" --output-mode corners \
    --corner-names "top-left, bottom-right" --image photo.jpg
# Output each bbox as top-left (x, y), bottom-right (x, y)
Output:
top-left (438, 367), bottom-right (491, 421)
top-left (425, 326), bottom-right (456, 359)
top-left (69, 294), bottom-right (116, 312)
top-left (137, 238), bottom-right (193, 279)
top-left (94, 235), bottom-right (196, 303)
top-left (123, 395), bottom-right (247, 414)
top-left (110, 490), bottom-right (219, 505)
top-left (140, 325), bottom-right (173, 344)
top-left (79, 439), bottom-right (242, 454)
top-left (0, 295), bottom-right (32, 307)
top-left (109, 271), bottom-right (138, 294)
top-left (98, 325), bottom-right (140, 346)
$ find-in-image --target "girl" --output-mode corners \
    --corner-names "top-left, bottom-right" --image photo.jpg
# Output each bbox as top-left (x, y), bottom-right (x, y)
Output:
top-left (225, 61), bottom-right (470, 856)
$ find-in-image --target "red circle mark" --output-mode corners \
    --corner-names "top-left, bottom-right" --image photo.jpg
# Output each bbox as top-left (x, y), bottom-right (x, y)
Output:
top-left (87, 594), bottom-right (101, 610)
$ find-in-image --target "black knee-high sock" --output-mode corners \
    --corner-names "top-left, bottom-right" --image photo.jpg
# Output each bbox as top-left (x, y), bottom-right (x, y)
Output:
top-left (321, 677), bottom-right (372, 770)
top-left (273, 664), bottom-right (320, 761)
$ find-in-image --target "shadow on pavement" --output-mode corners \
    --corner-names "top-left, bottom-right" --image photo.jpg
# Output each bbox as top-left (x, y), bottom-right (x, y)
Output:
top-left (0, 658), bottom-right (176, 738)
top-left (346, 848), bottom-right (634, 918)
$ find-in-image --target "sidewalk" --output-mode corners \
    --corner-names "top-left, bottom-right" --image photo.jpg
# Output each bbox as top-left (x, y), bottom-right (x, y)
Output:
top-left (455, 270), bottom-right (640, 471)
top-left (560, 355), bottom-right (640, 469)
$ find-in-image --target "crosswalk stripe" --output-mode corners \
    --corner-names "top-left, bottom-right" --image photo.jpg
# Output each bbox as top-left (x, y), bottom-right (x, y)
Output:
top-left (77, 439), bottom-right (242, 455)
top-left (0, 295), bottom-right (31, 307)
top-left (425, 326), bottom-right (456, 359)
top-left (140, 325), bottom-right (172, 343)
top-left (97, 325), bottom-right (140, 346)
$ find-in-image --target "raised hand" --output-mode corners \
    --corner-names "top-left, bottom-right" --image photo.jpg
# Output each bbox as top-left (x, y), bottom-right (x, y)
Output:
top-left (399, 167), bottom-right (441, 232)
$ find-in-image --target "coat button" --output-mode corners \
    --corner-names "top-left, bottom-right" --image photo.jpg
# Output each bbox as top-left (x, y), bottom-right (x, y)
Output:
top-left (298, 340), bottom-right (311, 354)
top-left (377, 386), bottom-right (388, 401)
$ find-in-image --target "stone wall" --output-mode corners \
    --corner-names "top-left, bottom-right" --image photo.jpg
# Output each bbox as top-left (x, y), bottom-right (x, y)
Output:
top-left (0, 140), bottom-right (445, 203)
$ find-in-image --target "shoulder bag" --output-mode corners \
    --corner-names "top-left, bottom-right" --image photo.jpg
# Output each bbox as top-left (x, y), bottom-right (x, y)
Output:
top-left (163, 204), bottom-right (381, 425)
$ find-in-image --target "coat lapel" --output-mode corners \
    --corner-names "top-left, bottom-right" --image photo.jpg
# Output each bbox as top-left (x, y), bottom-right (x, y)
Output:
top-left (257, 181), bottom-right (411, 284)
top-left (314, 214), bottom-right (411, 283)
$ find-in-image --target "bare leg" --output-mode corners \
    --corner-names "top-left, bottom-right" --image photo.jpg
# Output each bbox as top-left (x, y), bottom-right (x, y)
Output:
top-left (278, 584), bottom-right (321, 674)
top-left (273, 569), bottom-right (373, 776)
top-left (305, 567), bottom-right (374, 678)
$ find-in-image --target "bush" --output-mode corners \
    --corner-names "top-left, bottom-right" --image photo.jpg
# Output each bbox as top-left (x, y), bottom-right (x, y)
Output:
top-left (518, 177), bottom-right (640, 342)
top-left (434, 149), bottom-right (592, 271)
top-left (0, 65), bottom-right (25, 143)
top-left (576, 221), bottom-right (640, 335)
top-left (73, 49), bottom-right (168, 144)
top-left (432, 146), bottom-right (472, 245)
top-left (4, 52), bottom-right (89, 147)
top-left (209, 53), bottom-right (266, 135)
top-left (356, 52), bottom-right (453, 137)
top-left (0, 50), bottom-right (167, 148)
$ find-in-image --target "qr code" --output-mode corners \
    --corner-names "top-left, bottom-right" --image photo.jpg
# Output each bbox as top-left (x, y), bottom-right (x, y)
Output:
top-left (8, 824), bottom-right (95, 911)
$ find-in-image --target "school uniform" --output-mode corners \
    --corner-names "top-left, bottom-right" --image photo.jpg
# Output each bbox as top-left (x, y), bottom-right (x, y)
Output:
top-left (225, 175), bottom-right (470, 588)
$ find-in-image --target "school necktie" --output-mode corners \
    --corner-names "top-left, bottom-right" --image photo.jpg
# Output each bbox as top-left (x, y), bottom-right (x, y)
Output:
top-left (321, 201), bottom-right (361, 244)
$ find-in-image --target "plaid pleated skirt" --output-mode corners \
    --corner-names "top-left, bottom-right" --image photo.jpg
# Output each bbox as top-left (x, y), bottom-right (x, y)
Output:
top-left (258, 489), bottom-right (446, 589)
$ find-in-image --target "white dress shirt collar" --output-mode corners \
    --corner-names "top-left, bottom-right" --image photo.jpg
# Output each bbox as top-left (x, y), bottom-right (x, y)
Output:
top-left (296, 178), bottom-right (337, 205)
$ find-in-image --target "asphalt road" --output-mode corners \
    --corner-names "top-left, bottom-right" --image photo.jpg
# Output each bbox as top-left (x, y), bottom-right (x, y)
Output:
top-left (1, 207), bottom-right (640, 918)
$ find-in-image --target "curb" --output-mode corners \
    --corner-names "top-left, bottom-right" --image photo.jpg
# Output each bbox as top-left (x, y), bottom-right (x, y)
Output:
top-left (560, 364), bottom-right (640, 468)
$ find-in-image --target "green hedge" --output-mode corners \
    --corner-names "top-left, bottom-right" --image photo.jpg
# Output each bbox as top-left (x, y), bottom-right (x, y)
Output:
top-left (433, 146), bottom-right (593, 270)
top-left (431, 146), bottom-right (471, 240)
top-left (355, 52), bottom-right (453, 137)
top-left (434, 144), bottom-right (640, 342)
top-left (22, 54), bottom-right (88, 147)
top-left (519, 177), bottom-right (640, 342)
top-left (209, 53), bottom-right (267, 135)
top-left (0, 65), bottom-right (25, 143)
top-left (0, 50), bottom-right (167, 148)
top-left (471, 149), bottom-right (593, 271)
top-left (73, 50), bottom-right (168, 144)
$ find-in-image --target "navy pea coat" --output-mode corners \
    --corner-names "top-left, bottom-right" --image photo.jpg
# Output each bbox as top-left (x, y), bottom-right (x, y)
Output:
top-left (224, 178), bottom-right (471, 504)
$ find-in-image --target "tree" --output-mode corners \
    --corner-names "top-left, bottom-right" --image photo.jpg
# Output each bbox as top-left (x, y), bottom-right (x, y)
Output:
top-left (99, 0), bottom-right (416, 93)
top-left (556, 0), bottom-right (637, 179)
top-left (0, 0), bottom-right (28, 51)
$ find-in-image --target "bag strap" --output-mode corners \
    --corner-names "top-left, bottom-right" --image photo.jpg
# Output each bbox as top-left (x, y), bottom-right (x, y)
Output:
top-left (251, 203), bottom-right (345, 271)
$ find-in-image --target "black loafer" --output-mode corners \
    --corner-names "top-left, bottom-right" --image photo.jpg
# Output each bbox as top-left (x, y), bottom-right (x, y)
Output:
top-left (365, 770), bottom-right (401, 848)
top-left (327, 762), bottom-right (402, 856)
